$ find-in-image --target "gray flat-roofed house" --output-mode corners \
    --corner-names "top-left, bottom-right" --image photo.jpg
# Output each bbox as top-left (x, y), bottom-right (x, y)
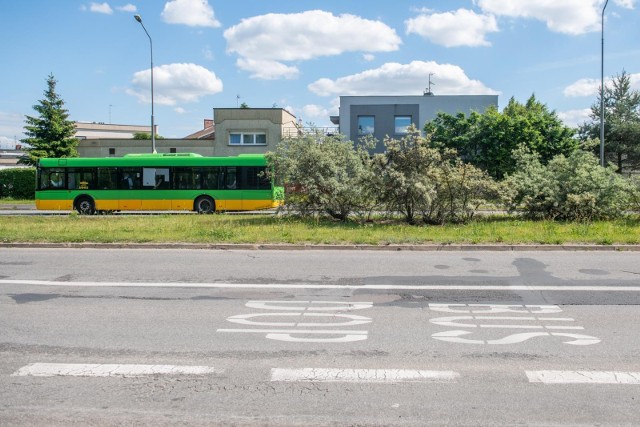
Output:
top-left (334, 95), bottom-right (498, 152)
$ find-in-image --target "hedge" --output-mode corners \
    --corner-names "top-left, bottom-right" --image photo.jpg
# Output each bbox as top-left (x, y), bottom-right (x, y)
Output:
top-left (0, 168), bottom-right (36, 199)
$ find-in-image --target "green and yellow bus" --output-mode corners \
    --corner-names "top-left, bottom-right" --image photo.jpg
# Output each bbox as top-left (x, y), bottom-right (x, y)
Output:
top-left (36, 153), bottom-right (283, 214)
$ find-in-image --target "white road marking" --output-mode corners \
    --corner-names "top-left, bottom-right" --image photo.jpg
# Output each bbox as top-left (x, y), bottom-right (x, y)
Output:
top-left (11, 363), bottom-right (221, 377)
top-left (2, 279), bottom-right (640, 292)
top-left (245, 301), bottom-right (373, 311)
top-left (429, 304), bottom-right (563, 314)
top-left (526, 370), bottom-right (640, 384)
top-left (226, 312), bottom-right (372, 327)
top-left (217, 328), bottom-right (368, 335)
top-left (430, 315), bottom-right (582, 329)
top-left (270, 368), bottom-right (459, 383)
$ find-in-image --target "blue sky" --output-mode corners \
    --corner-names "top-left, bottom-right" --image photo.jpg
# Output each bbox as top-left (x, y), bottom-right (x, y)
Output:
top-left (1, 0), bottom-right (639, 149)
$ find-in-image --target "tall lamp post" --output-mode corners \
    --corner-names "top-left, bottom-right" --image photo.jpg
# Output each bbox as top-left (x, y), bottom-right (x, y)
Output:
top-left (600, 0), bottom-right (609, 167)
top-left (134, 14), bottom-right (156, 154)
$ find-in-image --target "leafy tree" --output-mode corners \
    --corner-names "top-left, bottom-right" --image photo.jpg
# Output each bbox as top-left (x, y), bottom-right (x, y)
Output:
top-left (425, 95), bottom-right (577, 179)
top-left (133, 132), bottom-right (164, 140)
top-left (266, 133), bottom-right (376, 221)
top-left (239, 102), bottom-right (250, 109)
top-left (19, 74), bottom-right (78, 166)
top-left (579, 71), bottom-right (640, 173)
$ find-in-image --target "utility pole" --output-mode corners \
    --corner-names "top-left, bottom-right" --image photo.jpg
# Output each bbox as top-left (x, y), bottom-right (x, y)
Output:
top-left (600, 0), bottom-right (609, 167)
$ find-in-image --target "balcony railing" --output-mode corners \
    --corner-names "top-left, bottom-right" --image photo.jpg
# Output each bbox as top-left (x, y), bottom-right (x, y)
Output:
top-left (282, 127), bottom-right (339, 138)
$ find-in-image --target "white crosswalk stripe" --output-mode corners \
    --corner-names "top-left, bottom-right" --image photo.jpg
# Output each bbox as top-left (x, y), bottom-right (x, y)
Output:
top-left (526, 370), bottom-right (640, 384)
top-left (270, 368), bottom-right (460, 383)
top-left (11, 363), bottom-right (222, 377)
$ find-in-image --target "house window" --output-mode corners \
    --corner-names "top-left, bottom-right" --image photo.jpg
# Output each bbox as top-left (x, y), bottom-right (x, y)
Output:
top-left (394, 116), bottom-right (412, 134)
top-left (357, 116), bottom-right (375, 135)
top-left (170, 148), bottom-right (177, 153)
top-left (229, 132), bottom-right (267, 145)
top-left (108, 148), bottom-right (115, 157)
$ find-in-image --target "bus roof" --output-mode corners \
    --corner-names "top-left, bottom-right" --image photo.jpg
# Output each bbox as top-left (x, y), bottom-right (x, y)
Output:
top-left (38, 153), bottom-right (268, 168)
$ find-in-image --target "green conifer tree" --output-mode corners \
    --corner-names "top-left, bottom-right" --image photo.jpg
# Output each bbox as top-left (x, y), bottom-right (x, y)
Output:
top-left (19, 74), bottom-right (78, 166)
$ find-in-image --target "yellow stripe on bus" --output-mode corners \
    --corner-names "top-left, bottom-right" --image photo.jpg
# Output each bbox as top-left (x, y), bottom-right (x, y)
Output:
top-left (36, 199), bottom-right (279, 212)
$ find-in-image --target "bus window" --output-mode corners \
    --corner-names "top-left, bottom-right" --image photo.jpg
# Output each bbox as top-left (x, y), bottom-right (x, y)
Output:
top-left (143, 168), bottom-right (170, 189)
top-left (97, 168), bottom-right (118, 190)
top-left (201, 167), bottom-right (219, 190)
top-left (119, 168), bottom-right (141, 189)
top-left (224, 167), bottom-right (238, 190)
top-left (68, 168), bottom-right (95, 190)
top-left (39, 168), bottom-right (66, 190)
top-left (173, 168), bottom-right (193, 190)
top-left (244, 166), bottom-right (271, 190)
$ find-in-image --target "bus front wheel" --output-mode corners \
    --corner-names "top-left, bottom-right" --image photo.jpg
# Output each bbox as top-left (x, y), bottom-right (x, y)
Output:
top-left (75, 196), bottom-right (96, 215)
top-left (195, 196), bottom-right (215, 214)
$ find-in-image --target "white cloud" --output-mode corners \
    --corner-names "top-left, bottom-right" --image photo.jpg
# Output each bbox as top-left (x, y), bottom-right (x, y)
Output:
top-left (564, 73), bottom-right (640, 97)
top-left (477, 0), bottom-right (601, 35)
top-left (174, 107), bottom-right (186, 114)
top-left (162, 0), bottom-right (221, 28)
top-left (558, 109), bottom-right (592, 127)
top-left (308, 61), bottom-right (499, 97)
top-left (301, 104), bottom-right (330, 120)
top-left (363, 54), bottom-right (375, 62)
top-left (126, 63), bottom-right (223, 106)
top-left (116, 4), bottom-right (137, 12)
top-left (563, 78), bottom-right (600, 97)
top-left (614, 0), bottom-right (636, 9)
top-left (406, 9), bottom-right (498, 47)
top-left (202, 46), bottom-right (214, 61)
top-left (224, 10), bottom-right (402, 80)
top-left (88, 2), bottom-right (113, 14)
top-left (236, 58), bottom-right (299, 80)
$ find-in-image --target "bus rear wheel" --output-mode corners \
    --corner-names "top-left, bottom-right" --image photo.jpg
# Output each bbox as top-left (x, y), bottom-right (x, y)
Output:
top-left (195, 196), bottom-right (215, 214)
top-left (75, 196), bottom-right (96, 215)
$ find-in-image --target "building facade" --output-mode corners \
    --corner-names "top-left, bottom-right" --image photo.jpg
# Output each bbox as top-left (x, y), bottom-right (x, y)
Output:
top-left (213, 108), bottom-right (298, 157)
top-left (76, 108), bottom-right (299, 158)
top-left (75, 122), bottom-right (158, 140)
top-left (334, 95), bottom-right (499, 152)
top-left (78, 139), bottom-right (214, 158)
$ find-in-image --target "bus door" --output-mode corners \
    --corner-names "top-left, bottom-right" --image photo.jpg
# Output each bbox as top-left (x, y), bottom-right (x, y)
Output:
top-left (242, 166), bottom-right (271, 210)
top-left (221, 167), bottom-right (239, 210)
top-left (141, 167), bottom-right (171, 210)
top-left (118, 168), bottom-right (142, 210)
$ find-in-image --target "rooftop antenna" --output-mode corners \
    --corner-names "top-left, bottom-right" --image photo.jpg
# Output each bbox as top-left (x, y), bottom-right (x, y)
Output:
top-left (109, 104), bottom-right (113, 124)
top-left (424, 73), bottom-right (435, 96)
top-left (236, 94), bottom-right (241, 107)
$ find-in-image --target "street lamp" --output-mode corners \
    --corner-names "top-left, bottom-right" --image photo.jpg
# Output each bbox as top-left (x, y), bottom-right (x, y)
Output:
top-left (134, 14), bottom-right (156, 154)
top-left (600, 0), bottom-right (609, 167)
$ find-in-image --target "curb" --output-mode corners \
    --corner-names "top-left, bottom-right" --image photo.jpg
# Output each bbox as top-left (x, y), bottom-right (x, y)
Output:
top-left (1, 242), bottom-right (639, 251)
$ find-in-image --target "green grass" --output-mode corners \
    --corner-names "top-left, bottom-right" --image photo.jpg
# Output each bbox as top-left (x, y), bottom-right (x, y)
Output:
top-left (0, 214), bottom-right (638, 245)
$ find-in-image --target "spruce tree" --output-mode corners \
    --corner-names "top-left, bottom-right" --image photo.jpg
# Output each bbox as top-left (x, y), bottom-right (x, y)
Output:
top-left (19, 74), bottom-right (78, 166)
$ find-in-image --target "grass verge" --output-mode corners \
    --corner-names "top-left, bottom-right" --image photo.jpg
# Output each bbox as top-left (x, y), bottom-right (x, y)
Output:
top-left (0, 215), bottom-right (639, 245)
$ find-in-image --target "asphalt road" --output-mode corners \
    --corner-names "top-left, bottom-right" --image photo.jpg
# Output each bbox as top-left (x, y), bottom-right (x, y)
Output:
top-left (1, 248), bottom-right (639, 426)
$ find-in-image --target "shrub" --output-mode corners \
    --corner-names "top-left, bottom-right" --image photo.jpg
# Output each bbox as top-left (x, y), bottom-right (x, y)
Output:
top-left (427, 157), bottom-right (499, 224)
top-left (266, 134), bottom-right (377, 221)
top-left (373, 127), bottom-right (498, 224)
top-left (0, 168), bottom-right (36, 199)
top-left (503, 149), bottom-right (633, 221)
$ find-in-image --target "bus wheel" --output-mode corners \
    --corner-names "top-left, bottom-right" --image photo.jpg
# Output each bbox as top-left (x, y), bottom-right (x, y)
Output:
top-left (195, 196), bottom-right (215, 214)
top-left (75, 196), bottom-right (96, 215)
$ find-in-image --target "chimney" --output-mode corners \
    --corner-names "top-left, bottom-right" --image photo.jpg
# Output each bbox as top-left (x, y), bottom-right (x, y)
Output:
top-left (204, 119), bottom-right (214, 129)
